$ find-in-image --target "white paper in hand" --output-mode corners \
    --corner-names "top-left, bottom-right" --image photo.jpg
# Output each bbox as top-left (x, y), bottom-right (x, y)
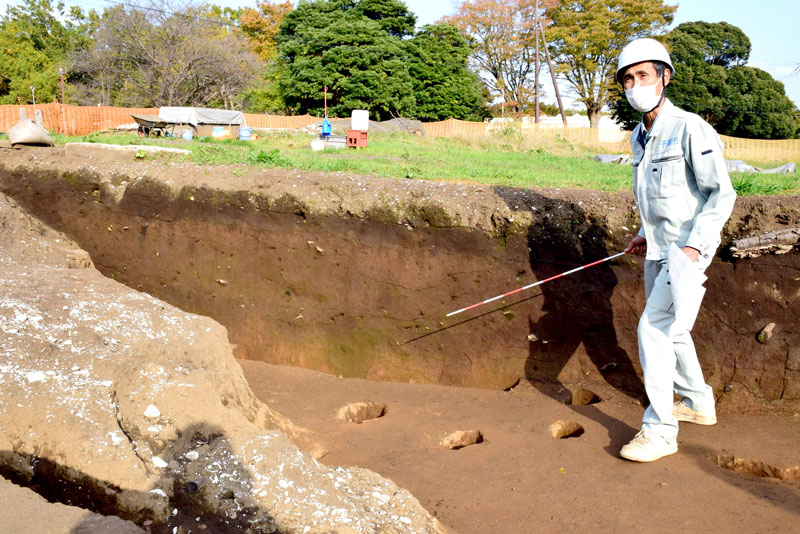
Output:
top-left (667, 243), bottom-right (707, 332)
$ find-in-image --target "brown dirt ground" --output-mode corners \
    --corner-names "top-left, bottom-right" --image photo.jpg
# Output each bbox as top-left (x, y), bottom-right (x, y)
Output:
top-left (241, 360), bottom-right (800, 534)
top-left (3, 355), bottom-right (799, 533)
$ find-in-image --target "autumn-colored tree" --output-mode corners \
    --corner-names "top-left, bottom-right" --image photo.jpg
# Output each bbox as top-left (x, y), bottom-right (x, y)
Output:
top-left (546, 0), bottom-right (675, 127)
top-left (239, 0), bottom-right (293, 61)
top-left (444, 0), bottom-right (557, 115)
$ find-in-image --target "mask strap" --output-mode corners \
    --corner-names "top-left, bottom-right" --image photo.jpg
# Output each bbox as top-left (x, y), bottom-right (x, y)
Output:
top-left (645, 75), bottom-right (666, 113)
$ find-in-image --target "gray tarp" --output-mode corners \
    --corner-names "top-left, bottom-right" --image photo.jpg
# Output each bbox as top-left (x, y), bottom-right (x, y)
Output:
top-left (157, 107), bottom-right (246, 128)
top-left (594, 154), bottom-right (631, 164)
top-left (594, 154), bottom-right (796, 174)
top-left (725, 159), bottom-right (796, 174)
top-left (308, 117), bottom-right (425, 136)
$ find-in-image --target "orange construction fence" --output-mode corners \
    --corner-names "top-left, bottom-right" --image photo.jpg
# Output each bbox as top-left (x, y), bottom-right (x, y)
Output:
top-left (0, 103), bottom-right (159, 136)
top-left (0, 103), bottom-right (323, 136)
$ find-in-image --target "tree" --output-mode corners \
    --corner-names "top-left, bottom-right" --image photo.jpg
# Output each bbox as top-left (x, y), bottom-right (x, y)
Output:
top-left (239, 0), bottom-right (293, 61)
top-left (444, 0), bottom-right (557, 115)
top-left (0, 0), bottom-right (94, 104)
top-left (71, 1), bottom-right (261, 108)
top-left (356, 0), bottom-right (416, 37)
top-left (667, 22), bottom-right (798, 139)
top-left (714, 66), bottom-right (799, 139)
top-left (276, 0), bottom-right (417, 120)
top-left (611, 21), bottom-right (800, 138)
top-left (406, 23), bottom-right (489, 121)
top-left (237, 1), bottom-right (294, 112)
top-left (546, 0), bottom-right (676, 127)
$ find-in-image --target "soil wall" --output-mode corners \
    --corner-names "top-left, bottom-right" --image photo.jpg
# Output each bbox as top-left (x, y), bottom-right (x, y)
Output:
top-left (2, 146), bottom-right (798, 412)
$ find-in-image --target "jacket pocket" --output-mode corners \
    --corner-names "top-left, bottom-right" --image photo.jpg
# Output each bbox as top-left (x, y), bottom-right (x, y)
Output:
top-left (646, 159), bottom-right (685, 199)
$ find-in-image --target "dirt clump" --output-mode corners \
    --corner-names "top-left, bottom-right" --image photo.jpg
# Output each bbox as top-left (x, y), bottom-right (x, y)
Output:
top-left (337, 401), bottom-right (387, 423)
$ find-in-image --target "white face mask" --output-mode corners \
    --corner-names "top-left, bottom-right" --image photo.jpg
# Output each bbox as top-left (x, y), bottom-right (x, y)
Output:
top-left (625, 77), bottom-right (664, 113)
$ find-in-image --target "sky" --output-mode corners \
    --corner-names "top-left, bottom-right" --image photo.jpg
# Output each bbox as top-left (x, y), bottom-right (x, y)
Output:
top-left (1, 0), bottom-right (798, 107)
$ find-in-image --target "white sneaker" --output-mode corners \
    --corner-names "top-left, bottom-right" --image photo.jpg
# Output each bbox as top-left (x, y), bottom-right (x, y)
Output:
top-left (673, 398), bottom-right (717, 425)
top-left (620, 430), bottom-right (678, 462)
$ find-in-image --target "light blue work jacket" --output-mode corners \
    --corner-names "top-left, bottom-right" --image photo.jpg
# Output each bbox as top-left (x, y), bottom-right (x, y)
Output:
top-left (632, 99), bottom-right (737, 261)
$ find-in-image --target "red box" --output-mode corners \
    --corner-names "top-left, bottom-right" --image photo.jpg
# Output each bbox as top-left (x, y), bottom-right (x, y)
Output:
top-left (346, 129), bottom-right (368, 148)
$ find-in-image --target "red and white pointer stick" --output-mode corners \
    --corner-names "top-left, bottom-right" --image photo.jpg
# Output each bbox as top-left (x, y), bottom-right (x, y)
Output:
top-left (446, 251), bottom-right (628, 318)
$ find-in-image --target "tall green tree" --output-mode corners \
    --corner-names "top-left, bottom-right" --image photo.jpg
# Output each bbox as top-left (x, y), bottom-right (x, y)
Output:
top-left (664, 21), bottom-right (748, 129)
top-left (714, 66), bottom-right (799, 139)
top-left (667, 21), bottom-right (798, 139)
top-left (610, 21), bottom-right (799, 139)
top-left (277, 0), bottom-right (417, 120)
top-left (406, 23), bottom-right (488, 121)
top-left (546, 0), bottom-right (676, 127)
top-left (0, 0), bottom-right (94, 104)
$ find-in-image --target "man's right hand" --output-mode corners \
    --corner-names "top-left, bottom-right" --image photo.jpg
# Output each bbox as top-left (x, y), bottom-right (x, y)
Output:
top-left (625, 235), bottom-right (647, 256)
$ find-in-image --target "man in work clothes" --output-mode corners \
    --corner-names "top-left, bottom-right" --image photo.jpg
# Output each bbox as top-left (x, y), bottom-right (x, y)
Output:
top-left (617, 38), bottom-right (737, 462)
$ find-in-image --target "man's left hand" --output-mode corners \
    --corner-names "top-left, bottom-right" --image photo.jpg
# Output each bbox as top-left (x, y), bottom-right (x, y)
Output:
top-left (682, 246), bottom-right (701, 262)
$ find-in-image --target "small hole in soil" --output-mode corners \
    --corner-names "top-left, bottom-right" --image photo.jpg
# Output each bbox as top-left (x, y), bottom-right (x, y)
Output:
top-left (549, 420), bottom-right (585, 439)
top-left (567, 388), bottom-right (601, 406)
top-left (717, 455), bottom-right (800, 481)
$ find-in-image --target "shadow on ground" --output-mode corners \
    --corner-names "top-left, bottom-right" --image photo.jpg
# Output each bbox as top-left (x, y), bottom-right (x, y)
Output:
top-left (493, 186), bottom-right (645, 452)
top-left (0, 424), bottom-right (277, 534)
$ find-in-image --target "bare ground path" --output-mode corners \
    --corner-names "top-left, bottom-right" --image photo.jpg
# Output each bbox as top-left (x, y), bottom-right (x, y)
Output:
top-left (241, 360), bottom-right (800, 534)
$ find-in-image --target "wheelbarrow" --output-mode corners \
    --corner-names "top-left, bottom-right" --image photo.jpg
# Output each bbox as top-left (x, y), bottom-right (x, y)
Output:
top-left (130, 114), bottom-right (177, 137)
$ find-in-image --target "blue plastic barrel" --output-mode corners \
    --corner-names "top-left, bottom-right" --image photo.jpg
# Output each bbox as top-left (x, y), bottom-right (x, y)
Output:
top-left (181, 129), bottom-right (194, 141)
top-left (238, 126), bottom-right (253, 141)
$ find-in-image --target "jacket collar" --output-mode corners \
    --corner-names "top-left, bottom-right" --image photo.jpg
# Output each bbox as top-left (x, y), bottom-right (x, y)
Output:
top-left (636, 98), bottom-right (674, 150)
top-left (642, 98), bottom-right (674, 138)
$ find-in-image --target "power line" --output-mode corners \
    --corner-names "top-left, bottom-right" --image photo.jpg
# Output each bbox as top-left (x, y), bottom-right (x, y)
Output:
top-left (98, 0), bottom-right (242, 28)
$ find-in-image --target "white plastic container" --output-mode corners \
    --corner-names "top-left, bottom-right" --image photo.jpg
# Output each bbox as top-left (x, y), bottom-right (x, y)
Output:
top-left (351, 110), bottom-right (369, 131)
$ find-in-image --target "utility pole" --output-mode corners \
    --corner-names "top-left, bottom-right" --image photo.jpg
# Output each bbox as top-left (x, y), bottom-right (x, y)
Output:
top-left (534, 0), bottom-right (540, 124)
top-left (59, 67), bottom-right (66, 105)
top-left (539, 22), bottom-right (568, 128)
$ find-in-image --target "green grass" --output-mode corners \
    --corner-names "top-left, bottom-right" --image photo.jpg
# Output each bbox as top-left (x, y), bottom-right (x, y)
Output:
top-left (47, 130), bottom-right (800, 196)
top-left (730, 173), bottom-right (796, 195)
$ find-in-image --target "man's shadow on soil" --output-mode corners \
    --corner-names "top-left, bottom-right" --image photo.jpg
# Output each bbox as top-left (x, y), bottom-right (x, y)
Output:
top-left (494, 187), bottom-right (644, 452)
top-left (0, 423), bottom-right (277, 534)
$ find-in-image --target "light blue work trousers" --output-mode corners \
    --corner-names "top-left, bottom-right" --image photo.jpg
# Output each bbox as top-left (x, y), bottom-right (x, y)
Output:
top-left (639, 257), bottom-right (715, 441)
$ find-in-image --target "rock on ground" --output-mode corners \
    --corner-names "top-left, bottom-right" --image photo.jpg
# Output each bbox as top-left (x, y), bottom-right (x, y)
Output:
top-left (439, 431), bottom-right (483, 450)
top-left (337, 401), bottom-right (387, 423)
top-left (0, 194), bottom-right (443, 533)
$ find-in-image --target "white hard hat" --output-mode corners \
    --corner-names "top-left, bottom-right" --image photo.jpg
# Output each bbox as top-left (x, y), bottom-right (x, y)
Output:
top-left (616, 38), bottom-right (675, 83)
